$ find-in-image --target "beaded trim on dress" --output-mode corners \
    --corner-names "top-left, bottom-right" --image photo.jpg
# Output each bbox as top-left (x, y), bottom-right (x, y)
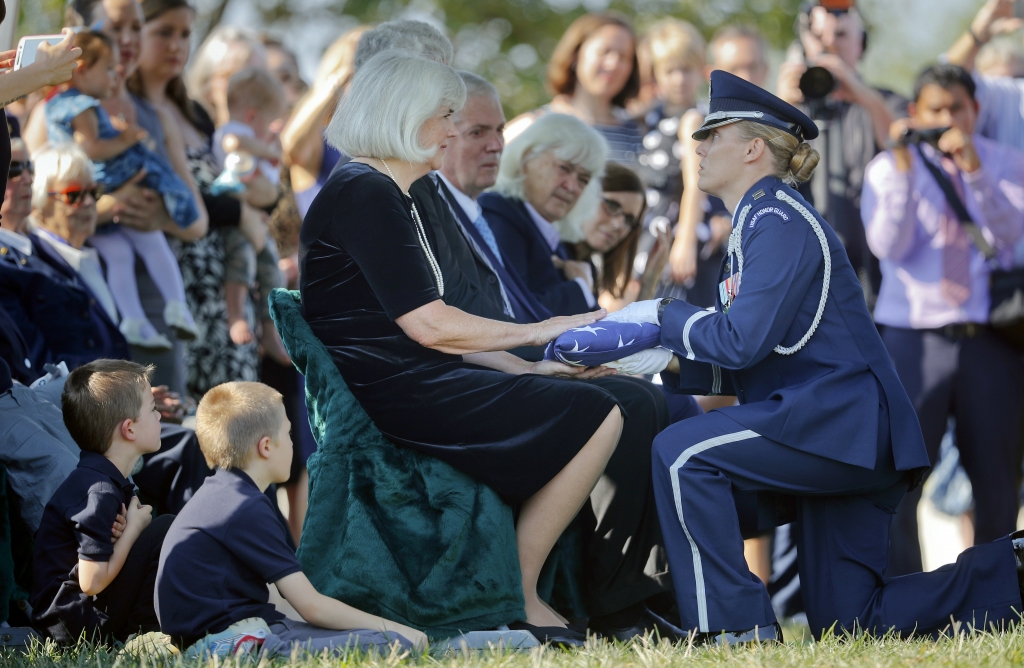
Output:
top-left (380, 159), bottom-right (445, 297)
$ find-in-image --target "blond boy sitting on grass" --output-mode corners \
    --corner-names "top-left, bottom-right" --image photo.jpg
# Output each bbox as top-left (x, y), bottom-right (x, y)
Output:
top-left (154, 381), bottom-right (426, 656)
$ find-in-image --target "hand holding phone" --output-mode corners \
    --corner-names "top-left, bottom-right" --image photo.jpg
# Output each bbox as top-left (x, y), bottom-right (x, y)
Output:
top-left (13, 29), bottom-right (81, 86)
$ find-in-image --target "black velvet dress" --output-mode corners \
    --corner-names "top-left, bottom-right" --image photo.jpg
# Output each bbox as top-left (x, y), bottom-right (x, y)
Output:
top-left (299, 162), bottom-right (618, 504)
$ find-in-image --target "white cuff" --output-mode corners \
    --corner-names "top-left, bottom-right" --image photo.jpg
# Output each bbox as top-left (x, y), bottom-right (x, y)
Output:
top-left (682, 310), bottom-right (713, 360)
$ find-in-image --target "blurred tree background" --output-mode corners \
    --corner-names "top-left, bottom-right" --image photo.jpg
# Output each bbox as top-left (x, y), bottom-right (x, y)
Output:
top-left (17, 0), bottom-right (990, 117)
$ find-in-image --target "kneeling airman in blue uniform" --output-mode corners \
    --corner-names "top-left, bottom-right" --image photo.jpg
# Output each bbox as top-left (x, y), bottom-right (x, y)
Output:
top-left (606, 71), bottom-right (1024, 643)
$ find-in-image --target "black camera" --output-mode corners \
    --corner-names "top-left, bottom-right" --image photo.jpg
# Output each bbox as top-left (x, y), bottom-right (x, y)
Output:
top-left (793, 0), bottom-right (864, 113)
top-left (799, 66), bottom-right (836, 102)
top-left (899, 126), bottom-right (949, 150)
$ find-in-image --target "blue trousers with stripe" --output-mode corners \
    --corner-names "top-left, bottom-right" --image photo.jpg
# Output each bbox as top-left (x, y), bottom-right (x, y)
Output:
top-left (652, 410), bottom-right (1022, 638)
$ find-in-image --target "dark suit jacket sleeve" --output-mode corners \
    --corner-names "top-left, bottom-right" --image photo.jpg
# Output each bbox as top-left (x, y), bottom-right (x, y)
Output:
top-left (484, 198), bottom-right (591, 316)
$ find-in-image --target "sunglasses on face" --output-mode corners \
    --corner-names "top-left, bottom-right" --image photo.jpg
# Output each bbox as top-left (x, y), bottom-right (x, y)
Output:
top-left (48, 184), bottom-right (105, 206)
top-left (8, 161), bottom-right (33, 179)
top-left (601, 197), bottom-right (640, 229)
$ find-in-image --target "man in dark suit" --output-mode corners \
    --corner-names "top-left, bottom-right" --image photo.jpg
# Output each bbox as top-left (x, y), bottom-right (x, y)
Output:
top-left (431, 70), bottom-right (700, 642)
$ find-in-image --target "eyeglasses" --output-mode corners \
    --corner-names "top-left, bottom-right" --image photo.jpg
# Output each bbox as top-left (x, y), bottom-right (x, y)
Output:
top-left (48, 184), bottom-right (104, 206)
top-left (8, 161), bottom-right (32, 179)
top-left (601, 197), bottom-right (640, 229)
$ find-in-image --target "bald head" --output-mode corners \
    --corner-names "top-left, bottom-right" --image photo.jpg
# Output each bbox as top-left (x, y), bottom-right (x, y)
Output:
top-left (707, 26), bottom-right (768, 88)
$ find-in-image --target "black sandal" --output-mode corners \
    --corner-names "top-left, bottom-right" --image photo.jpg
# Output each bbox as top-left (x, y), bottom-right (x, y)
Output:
top-left (507, 621), bottom-right (586, 648)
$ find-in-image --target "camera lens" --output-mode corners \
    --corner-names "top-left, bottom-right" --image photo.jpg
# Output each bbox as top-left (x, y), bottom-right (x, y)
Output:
top-left (799, 66), bottom-right (836, 101)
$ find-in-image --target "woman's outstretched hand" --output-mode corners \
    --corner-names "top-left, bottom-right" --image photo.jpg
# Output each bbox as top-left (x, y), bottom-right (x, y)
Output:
top-left (526, 359), bottom-right (616, 379)
top-left (530, 309), bottom-right (607, 346)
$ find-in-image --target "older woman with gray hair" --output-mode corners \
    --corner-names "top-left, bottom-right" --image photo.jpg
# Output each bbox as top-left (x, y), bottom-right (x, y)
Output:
top-left (301, 50), bottom-right (625, 644)
top-left (26, 144), bottom-right (130, 362)
top-left (481, 114), bottom-right (609, 316)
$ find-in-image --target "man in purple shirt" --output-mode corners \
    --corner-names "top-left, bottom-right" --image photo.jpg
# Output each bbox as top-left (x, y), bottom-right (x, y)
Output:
top-left (862, 63), bottom-right (1024, 576)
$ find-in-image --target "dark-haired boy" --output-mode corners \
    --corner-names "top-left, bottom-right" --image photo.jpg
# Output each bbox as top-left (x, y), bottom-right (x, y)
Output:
top-left (862, 63), bottom-right (1024, 575)
top-left (30, 359), bottom-right (171, 644)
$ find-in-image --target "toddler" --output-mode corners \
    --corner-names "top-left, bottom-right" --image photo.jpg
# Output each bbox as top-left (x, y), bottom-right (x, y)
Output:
top-left (45, 31), bottom-right (201, 349)
top-left (212, 68), bottom-right (287, 359)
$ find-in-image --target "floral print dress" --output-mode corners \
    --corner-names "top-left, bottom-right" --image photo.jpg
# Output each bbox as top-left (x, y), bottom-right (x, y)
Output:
top-left (169, 105), bottom-right (258, 397)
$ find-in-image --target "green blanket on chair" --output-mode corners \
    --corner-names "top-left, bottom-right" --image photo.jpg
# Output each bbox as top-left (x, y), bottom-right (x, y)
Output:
top-left (269, 289), bottom-right (525, 638)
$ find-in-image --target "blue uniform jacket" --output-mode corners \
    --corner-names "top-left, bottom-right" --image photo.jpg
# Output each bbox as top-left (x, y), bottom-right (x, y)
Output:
top-left (660, 176), bottom-right (928, 473)
top-left (479, 193), bottom-right (592, 316)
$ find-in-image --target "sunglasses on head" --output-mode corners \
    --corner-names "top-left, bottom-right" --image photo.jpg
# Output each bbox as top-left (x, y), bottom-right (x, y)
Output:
top-left (601, 197), bottom-right (640, 229)
top-left (48, 184), bottom-right (105, 206)
top-left (8, 161), bottom-right (32, 178)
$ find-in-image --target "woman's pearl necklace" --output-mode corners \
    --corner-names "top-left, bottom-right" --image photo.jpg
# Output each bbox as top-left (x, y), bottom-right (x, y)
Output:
top-left (379, 159), bottom-right (445, 297)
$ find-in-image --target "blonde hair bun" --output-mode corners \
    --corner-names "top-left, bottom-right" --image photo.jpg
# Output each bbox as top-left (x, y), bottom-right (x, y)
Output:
top-left (789, 142), bottom-right (820, 184)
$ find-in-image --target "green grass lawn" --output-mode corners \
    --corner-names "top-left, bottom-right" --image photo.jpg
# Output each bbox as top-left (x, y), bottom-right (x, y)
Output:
top-left (8, 623), bottom-right (1024, 668)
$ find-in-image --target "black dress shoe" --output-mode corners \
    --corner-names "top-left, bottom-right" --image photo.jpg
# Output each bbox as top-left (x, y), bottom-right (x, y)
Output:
top-left (507, 621), bottom-right (586, 649)
top-left (1009, 530), bottom-right (1024, 593)
top-left (696, 622), bottom-right (783, 647)
top-left (588, 605), bottom-right (688, 643)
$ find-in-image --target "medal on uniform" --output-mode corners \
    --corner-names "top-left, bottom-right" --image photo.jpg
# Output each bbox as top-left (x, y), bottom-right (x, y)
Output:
top-left (719, 272), bottom-right (741, 313)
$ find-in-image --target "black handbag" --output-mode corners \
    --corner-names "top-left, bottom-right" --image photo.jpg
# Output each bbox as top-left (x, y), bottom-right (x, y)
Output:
top-left (918, 147), bottom-right (1024, 350)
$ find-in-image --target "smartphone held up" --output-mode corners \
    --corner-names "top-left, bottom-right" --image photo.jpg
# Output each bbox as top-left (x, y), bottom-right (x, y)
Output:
top-left (13, 27), bottom-right (86, 70)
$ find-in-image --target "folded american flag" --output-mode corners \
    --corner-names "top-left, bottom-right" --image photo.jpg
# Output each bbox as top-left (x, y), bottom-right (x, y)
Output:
top-left (544, 321), bottom-right (662, 367)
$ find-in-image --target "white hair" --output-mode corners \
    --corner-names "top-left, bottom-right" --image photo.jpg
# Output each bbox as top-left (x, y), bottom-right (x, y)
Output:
top-left (326, 50), bottom-right (466, 164)
top-left (31, 144), bottom-right (95, 211)
top-left (454, 71), bottom-right (501, 124)
top-left (458, 70), bottom-right (498, 100)
top-left (353, 20), bottom-right (453, 70)
top-left (494, 113), bottom-right (608, 242)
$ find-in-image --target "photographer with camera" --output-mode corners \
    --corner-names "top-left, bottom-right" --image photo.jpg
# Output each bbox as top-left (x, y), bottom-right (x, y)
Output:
top-left (862, 64), bottom-right (1024, 577)
top-left (777, 0), bottom-right (905, 310)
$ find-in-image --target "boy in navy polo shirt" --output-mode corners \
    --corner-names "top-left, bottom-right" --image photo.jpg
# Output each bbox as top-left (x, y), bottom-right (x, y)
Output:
top-left (31, 360), bottom-right (172, 644)
top-left (155, 381), bottom-right (426, 657)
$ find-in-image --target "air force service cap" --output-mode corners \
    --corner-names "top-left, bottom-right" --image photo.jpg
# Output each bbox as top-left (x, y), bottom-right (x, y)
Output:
top-left (693, 70), bottom-right (819, 142)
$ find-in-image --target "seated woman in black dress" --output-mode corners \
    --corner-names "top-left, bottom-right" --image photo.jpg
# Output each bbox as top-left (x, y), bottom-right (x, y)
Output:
top-left (299, 51), bottom-right (623, 640)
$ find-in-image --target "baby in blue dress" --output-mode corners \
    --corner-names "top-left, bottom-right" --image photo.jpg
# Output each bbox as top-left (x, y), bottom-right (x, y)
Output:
top-left (45, 31), bottom-right (200, 349)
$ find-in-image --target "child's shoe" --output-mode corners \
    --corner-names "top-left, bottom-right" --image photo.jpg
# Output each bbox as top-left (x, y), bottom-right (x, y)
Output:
top-left (120, 317), bottom-right (174, 351)
top-left (120, 631), bottom-right (181, 659)
top-left (184, 617), bottom-right (272, 658)
top-left (164, 300), bottom-right (200, 341)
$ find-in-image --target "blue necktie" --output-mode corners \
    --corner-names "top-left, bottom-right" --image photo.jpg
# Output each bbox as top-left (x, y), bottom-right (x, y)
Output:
top-left (472, 213), bottom-right (504, 267)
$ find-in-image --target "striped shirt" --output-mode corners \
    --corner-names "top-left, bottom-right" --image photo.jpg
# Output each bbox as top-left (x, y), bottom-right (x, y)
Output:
top-left (592, 119), bottom-right (643, 166)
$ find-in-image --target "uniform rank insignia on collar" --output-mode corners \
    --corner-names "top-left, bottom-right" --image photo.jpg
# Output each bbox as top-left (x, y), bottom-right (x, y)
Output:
top-left (748, 205), bottom-right (790, 228)
top-left (752, 189), bottom-right (766, 200)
